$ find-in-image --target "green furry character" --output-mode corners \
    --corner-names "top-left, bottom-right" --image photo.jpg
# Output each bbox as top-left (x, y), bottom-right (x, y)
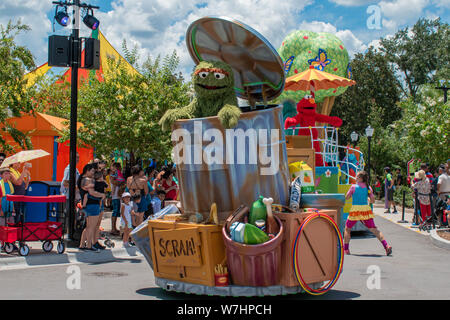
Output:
top-left (159, 61), bottom-right (241, 131)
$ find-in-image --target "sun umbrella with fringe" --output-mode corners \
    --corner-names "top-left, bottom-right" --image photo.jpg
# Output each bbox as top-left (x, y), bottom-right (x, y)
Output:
top-left (0, 150), bottom-right (50, 168)
top-left (285, 66), bottom-right (356, 92)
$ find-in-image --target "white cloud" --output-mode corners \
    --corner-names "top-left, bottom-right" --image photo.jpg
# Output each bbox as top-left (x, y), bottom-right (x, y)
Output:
top-left (379, 0), bottom-right (430, 30)
top-left (0, 1), bottom-right (53, 69)
top-left (329, 0), bottom-right (375, 6)
top-left (297, 21), bottom-right (368, 56)
top-left (96, 0), bottom-right (314, 78)
top-left (433, 0), bottom-right (450, 8)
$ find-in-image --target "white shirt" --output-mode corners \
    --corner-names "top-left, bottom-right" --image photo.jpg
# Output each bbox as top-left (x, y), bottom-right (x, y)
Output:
top-left (60, 164), bottom-right (80, 200)
top-left (438, 173), bottom-right (450, 194)
top-left (111, 184), bottom-right (120, 200)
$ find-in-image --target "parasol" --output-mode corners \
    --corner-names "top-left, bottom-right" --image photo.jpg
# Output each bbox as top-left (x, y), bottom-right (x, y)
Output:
top-left (0, 150), bottom-right (50, 168)
top-left (284, 65), bottom-right (356, 117)
top-left (285, 66), bottom-right (356, 92)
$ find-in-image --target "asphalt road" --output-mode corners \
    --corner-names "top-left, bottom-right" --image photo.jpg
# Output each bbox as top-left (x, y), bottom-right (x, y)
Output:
top-left (0, 215), bottom-right (449, 300)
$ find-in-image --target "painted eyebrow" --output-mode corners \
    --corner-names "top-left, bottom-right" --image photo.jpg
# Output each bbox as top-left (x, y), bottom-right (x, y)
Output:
top-left (194, 68), bottom-right (229, 76)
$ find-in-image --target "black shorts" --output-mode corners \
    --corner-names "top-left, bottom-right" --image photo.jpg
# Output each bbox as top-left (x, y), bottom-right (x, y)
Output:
top-left (387, 188), bottom-right (394, 201)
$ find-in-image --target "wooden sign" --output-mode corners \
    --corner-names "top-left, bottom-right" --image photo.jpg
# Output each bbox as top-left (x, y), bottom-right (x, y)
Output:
top-left (154, 227), bottom-right (202, 267)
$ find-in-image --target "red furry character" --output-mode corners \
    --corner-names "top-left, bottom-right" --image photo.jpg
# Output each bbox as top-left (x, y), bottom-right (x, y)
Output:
top-left (284, 91), bottom-right (342, 166)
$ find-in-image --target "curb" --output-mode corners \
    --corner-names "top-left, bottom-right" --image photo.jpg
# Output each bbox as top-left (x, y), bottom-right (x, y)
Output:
top-left (0, 246), bottom-right (143, 270)
top-left (430, 229), bottom-right (450, 250)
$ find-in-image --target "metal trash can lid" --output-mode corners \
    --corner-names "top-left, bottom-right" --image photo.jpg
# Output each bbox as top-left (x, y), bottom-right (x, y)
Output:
top-left (186, 16), bottom-right (285, 103)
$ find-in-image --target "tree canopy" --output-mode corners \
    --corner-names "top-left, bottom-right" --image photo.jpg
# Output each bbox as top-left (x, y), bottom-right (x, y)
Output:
top-left (0, 20), bottom-right (37, 152)
top-left (51, 48), bottom-right (191, 163)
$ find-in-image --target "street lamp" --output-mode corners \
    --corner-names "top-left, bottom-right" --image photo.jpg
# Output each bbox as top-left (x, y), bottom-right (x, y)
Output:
top-left (50, 0), bottom-right (100, 244)
top-left (435, 80), bottom-right (449, 103)
top-left (350, 131), bottom-right (358, 146)
top-left (365, 125), bottom-right (374, 183)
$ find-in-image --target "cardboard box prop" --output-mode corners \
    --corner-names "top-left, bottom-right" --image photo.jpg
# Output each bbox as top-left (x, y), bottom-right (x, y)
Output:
top-left (148, 220), bottom-right (226, 287)
top-left (315, 166), bottom-right (339, 194)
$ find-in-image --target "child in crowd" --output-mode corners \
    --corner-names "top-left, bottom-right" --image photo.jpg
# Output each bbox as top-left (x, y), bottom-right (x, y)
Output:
top-left (374, 176), bottom-right (382, 200)
top-left (111, 163), bottom-right (125, 184)
top-left (131, 194), bottom-right (141, 228)
top-left (120, 192), bottom-right (135, 247)
top-left (151, 190), bottom-right (166, 215)
top-left (344, 171), bottom-right (392, 256)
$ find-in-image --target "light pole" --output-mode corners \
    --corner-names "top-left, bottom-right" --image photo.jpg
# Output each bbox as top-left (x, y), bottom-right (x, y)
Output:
top-left (365, 125), bottom-right (374, 184)
top-left (350, 131), bottom-right (358, 147)
top-left (51, 0), bottom-right (99, 242)
top-left (435, 80), bottom-right (449, 103)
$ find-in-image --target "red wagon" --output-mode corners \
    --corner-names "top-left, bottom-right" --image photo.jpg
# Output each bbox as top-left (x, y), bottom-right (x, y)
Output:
top-left (0, 195), bottom-right (66, 256)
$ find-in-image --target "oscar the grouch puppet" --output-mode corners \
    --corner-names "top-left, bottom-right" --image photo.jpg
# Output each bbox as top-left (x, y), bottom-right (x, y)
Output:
top-left (159, 60), bottom-right (242, 131)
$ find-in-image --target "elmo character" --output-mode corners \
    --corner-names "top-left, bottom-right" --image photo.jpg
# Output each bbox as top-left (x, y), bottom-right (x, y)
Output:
top-left (285, 90), bottom-right (342, 166)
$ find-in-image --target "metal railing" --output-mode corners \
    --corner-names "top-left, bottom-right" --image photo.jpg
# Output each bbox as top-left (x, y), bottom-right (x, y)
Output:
top-left (288, 125), bottom-right (365, 183)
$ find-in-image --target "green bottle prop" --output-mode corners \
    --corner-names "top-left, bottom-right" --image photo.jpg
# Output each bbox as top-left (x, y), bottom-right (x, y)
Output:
top-left (249, 196), bottom-right (267, 225)
top-left (244, 223), bottom-right (270, 244)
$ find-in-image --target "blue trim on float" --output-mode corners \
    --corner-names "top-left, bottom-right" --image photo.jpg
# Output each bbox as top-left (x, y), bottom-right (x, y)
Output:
top-left (52, 136), bottom-right (58, 181)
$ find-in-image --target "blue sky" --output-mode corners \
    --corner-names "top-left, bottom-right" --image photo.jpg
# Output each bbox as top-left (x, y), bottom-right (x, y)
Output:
top-left (1, 0), bottom-right (449, 77)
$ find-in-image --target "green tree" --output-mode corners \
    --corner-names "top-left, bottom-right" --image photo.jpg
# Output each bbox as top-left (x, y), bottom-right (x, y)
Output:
top-left (357, 105), bottom-right (410, 182)
top-left (0, 20), bottom-right (37, 152)
top-left (58, 49), bottom-right (190, 163)
top-left (391, 85), bottom-right (450, 167)
top-left (379, 18), bottom-right (450, 100)
top-left (331, 47), bottom-right (402, 146)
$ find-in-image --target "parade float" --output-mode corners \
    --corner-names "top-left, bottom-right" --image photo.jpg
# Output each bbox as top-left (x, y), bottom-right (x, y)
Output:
top-left (131, 17), bottom-right (364, 296)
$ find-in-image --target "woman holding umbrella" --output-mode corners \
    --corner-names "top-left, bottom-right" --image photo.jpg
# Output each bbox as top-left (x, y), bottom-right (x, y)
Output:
top-left (9, 162), bottom-right (31, 224)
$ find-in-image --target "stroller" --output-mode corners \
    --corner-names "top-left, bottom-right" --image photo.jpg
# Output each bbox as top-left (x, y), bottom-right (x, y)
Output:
top-left (434, 196), bottom-right (448, 228)
top-left (417, 193), bottom-right (447, 232)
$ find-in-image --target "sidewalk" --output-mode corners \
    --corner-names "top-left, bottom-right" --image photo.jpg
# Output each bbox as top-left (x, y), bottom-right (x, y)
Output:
top-left (372, 201), bottom-right (428, 236)
top-left (0, 209), bottom-right (142, 270)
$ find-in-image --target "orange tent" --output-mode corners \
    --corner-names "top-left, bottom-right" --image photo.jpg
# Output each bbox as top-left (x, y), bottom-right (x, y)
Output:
top-left (1, 112), bottom-right (93, 181)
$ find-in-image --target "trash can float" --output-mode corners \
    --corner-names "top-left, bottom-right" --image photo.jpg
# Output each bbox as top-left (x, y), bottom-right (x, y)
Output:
top-left (131, 16), bottom-right (344, 297)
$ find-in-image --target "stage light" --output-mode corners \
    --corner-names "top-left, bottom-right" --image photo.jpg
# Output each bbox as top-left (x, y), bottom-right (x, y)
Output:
top-left (83, 8), bottom-right (99, 30)
top-left (55, 6), bottom-right (69, 27)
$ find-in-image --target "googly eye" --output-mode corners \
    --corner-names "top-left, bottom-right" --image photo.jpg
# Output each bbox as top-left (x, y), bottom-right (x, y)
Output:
top-left (199, 72), bottom-right (209, 78)
top-left (304, 95), bottom-right (311, 99)
top-left (214, 72), bottom-right (226, 80)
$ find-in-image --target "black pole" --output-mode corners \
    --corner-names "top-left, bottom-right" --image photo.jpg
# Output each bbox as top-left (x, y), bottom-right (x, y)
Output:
top-left (430, 193), bottom-right (435, 230)
top-left (68, 0), bottom-right (81, 242)
top-left (398, 189), bottom-right (408, 223)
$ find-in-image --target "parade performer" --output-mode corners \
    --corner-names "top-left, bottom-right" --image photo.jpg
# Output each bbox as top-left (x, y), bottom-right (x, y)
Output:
top-left (284, 89), bottom-right (342, 166)
top-left (159, 60), bottom-right (241, 131)
top-left (344, 171), bottom-right (392, 256)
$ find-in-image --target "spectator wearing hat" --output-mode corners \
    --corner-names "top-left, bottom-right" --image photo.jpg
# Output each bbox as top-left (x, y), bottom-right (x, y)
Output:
top-left (412, 170), bottom-right (432, 223)
top-left (120, 192), bottom-right (135, 247)
top-left (0, 167), bottom-right (15, 225)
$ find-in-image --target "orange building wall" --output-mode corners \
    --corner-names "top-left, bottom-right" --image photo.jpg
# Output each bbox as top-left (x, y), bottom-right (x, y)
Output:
top-left (56, 142), bottom-right (94, 181)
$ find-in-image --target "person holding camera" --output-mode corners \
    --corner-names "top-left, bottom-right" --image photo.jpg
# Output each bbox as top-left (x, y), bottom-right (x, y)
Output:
top-left (9, 161), bottom-right (31, 223)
